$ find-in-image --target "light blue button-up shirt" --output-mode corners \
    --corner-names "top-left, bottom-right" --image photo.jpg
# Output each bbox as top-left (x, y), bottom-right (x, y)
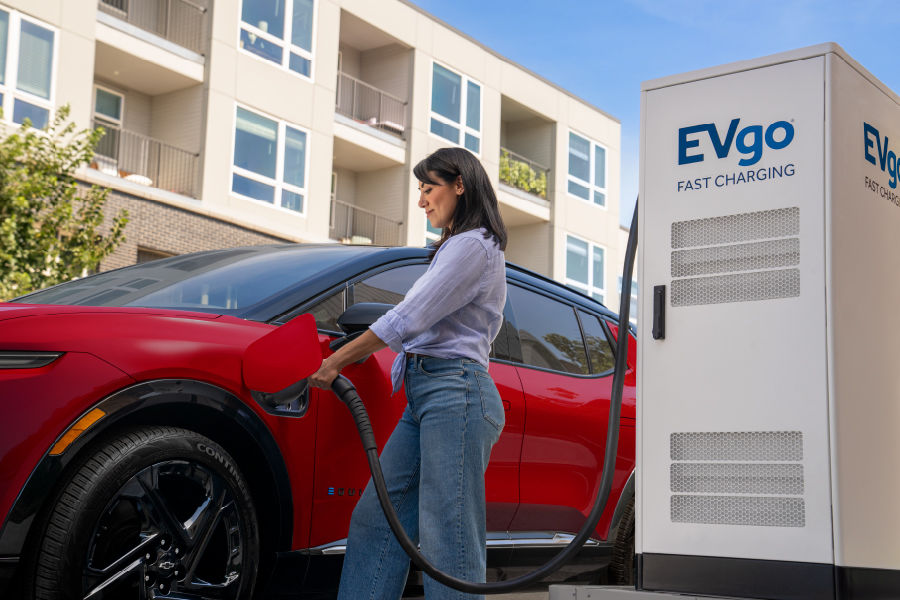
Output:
top-left (369, 228), bottom-right (507, 394)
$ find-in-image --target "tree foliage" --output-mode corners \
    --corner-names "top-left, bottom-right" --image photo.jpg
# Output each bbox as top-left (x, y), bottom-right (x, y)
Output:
top-left (0, 105), bottom-right (128, 300)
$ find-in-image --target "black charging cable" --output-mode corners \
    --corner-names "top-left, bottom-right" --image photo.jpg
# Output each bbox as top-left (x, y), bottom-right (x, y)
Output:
top-left (331, 202), bottom-right (638, 594)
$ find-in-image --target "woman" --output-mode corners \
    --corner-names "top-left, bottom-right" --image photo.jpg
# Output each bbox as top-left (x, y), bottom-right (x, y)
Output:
top-left (309, 146), bottom-right (508, 600)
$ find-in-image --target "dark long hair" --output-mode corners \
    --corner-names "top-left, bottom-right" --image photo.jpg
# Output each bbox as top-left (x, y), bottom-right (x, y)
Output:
top-left (413, 147), bottom-right (507, 259)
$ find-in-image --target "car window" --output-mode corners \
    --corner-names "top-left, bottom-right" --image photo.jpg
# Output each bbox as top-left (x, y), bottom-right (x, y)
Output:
top-left (507, 285), bottom-right (589, 375)
top-left (307, 289), bottom-right (345, 333)
top-left (577, 310), bottom-right (616, 374)
top-left (351, 264), bottom-right (427, 305)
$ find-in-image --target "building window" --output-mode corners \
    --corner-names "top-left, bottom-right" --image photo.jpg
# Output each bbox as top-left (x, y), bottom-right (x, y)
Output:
top-left (94, 86), bottom-right (123, 125)
top-left (618, 276), bottom-right (638, 326)
top-left (568, 131), bottom-right (606, 207)
top-left (0, 8), bottom-right (56, 130)
top-left (93, 85), bottom-right (123, 162)
top-left (430, 62), bottom-right (481, 154)
top-left (565, 234), bottom-right (605, 303)
top-left (239, 0), bottom-right (315, 79)
top-left (231, 105), bottom-right (308, 214)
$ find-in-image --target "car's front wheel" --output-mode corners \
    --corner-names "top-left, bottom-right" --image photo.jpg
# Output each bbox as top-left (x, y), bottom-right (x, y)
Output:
top-left (29, 426), bottom-right (259, 600)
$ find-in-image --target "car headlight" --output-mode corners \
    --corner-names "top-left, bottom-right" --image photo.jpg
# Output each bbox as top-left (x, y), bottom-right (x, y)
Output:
top-left (0, 351), bottom-right (64, 369)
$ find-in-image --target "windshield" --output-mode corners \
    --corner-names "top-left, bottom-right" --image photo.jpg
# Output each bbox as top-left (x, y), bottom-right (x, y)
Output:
top-left (14, 245), bottom-right (377, 314)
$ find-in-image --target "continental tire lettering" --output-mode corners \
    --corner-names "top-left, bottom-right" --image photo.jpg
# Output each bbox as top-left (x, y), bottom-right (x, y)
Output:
top-left (197, 442), bottom-right (238, 479)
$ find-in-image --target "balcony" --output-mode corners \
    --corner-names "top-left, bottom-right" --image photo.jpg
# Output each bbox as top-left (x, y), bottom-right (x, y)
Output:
top-left (92, 119), bottom-right (200, 198)
top-left (98, 0), bottom-right (208, 55)
top-left (497, 96), bottom-right (554, 227)
top-left (500, 147), bottom-right (549, 200)
top-left (95, 0), bottom-right (206, 97)
top-left (330, 199), bottom-right (403, 246)
top-left (336, 71), bottom-right (407, 139)
top-left (334, 10), bottom-right (411, 156)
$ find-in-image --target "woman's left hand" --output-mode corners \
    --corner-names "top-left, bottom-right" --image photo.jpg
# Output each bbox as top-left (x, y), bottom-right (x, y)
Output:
top-left (309, 357), bottom-right (341, 390)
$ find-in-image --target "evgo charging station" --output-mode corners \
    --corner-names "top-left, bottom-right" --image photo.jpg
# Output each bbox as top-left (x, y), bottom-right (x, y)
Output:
top-left (552, 43), bottom-right (900, 600)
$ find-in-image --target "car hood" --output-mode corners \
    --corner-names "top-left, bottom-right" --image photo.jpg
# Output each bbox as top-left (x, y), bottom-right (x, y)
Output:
top-left (0, 303), bottom-right (276, 388)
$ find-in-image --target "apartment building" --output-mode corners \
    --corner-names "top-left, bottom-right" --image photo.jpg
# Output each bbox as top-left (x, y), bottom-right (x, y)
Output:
top-left (5, 0), bottom-right (624, 306)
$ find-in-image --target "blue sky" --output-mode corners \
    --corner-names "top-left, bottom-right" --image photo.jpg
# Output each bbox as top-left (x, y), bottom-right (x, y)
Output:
top-left (410, 0), bottom-right (900, 226)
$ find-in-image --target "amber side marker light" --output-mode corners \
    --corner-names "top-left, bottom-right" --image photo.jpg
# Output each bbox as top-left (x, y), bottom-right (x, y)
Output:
top-left (49, 408), bottom-right (106, 456)
top-left (0, 351), bottom-right (63, 369)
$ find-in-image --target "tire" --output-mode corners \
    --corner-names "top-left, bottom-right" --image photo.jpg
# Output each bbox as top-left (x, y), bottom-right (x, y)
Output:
top-left (29, 426), bottom-right (259, 600)
top-left (609, 498), bottom-right (635, 585)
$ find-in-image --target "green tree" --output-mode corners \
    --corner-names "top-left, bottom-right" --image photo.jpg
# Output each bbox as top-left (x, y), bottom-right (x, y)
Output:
top-left (0, 105), bottom-right (128, 300)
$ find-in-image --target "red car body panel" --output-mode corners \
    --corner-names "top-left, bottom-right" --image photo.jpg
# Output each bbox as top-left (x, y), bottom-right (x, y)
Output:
top-left (511, 361), bottom-right (636, 539)
top-left (0, 352), bottom-right (134, 530)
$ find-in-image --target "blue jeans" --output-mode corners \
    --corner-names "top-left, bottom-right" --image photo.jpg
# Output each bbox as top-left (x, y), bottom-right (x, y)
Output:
top-left (337, 355), bottom-right (505, 600)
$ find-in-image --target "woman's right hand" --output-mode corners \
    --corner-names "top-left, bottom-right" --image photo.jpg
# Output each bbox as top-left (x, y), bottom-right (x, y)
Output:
top-left (309, 357), bottom-right (341, 390)
top-left (308, 329), bottom-right (388, 390)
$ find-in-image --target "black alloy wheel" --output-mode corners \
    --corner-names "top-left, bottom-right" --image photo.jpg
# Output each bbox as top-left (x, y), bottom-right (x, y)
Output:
top-left (30, 427), bottom-right (260, 600)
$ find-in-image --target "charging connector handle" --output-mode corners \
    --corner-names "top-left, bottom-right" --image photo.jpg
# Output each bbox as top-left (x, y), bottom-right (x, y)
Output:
top-left (330, 201), bottom-right (638, 594)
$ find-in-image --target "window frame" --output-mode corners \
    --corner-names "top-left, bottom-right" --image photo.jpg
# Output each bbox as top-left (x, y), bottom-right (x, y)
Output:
top-left (428, 59), bottom-right (482, 156)
top-left (567, 129), bottom-right (608, 208)
top-left (92, 83), bottom-right (124, 126)
top-left (0, 7), bottom-right (58, 130)
top-left (237, 0), bottom-right (317, 81)
top-left (230, 102), bottom-right (310, 216)
top-left (565, 233), bottom-right (606, 304)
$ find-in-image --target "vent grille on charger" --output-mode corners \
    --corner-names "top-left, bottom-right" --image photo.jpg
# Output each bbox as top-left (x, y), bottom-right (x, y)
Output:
top-left (669, 431), bottom-right (805, 528)
top-left (670, 207), bottom-right (800, 307)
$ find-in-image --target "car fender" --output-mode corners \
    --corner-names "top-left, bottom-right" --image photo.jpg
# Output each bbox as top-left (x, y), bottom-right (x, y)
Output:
top-left (0, 378), bottom-right (293, 559)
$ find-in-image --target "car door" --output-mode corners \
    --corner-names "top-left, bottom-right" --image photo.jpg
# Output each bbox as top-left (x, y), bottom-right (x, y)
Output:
top-left (506, 283), bottom-right (634, 541)
top-left (306, 263), bottom-right (524, 548)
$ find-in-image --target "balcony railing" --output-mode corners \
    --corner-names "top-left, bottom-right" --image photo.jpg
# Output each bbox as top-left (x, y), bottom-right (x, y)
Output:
top-left (330, 199), bottom-right (403, 246)
top-left (98, 0), bottom-right (208, 55)
top-left (93, 119), bottom-right (200, 199)
top-left (336, 71), bottom-right (407, 139)
top-left (499, 147), bottom-right (550, 200)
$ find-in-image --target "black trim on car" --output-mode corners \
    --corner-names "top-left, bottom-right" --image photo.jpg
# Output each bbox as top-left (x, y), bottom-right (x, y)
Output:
top-left (0, 379), bottom-right (294, 565)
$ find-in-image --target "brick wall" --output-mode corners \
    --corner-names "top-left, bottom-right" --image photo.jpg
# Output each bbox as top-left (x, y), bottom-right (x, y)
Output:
top-left (98, 187), bottom-right (291, 272)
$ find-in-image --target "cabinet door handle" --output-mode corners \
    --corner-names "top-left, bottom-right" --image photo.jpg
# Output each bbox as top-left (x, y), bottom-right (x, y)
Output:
top-left (652, 285), bottom-right (666, 340)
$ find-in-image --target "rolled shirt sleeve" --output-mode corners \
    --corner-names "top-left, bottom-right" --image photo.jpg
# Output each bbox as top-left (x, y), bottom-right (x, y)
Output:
top-left (369, 236), bottom-right (487, 351)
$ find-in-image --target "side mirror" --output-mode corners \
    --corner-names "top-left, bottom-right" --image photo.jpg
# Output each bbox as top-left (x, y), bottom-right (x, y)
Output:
top-left (242, 313), bottom-right (322, 413)
top-left (337, 302), bottom-right (394, 334)
top-left (331, 302), bottom-right (394, 353)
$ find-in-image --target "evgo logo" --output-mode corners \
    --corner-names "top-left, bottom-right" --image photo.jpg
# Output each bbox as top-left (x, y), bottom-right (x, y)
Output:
top-left (678, 118), bottom-right (795, 167)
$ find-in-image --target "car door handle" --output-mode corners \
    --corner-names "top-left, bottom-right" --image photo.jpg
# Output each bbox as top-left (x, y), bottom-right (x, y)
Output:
top-left (502, 400), bottom-right (511, 412)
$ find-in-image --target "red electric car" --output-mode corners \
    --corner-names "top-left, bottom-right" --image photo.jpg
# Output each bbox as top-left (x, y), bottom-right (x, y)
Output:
top-left (0, 243), bottom-right (636, 599)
